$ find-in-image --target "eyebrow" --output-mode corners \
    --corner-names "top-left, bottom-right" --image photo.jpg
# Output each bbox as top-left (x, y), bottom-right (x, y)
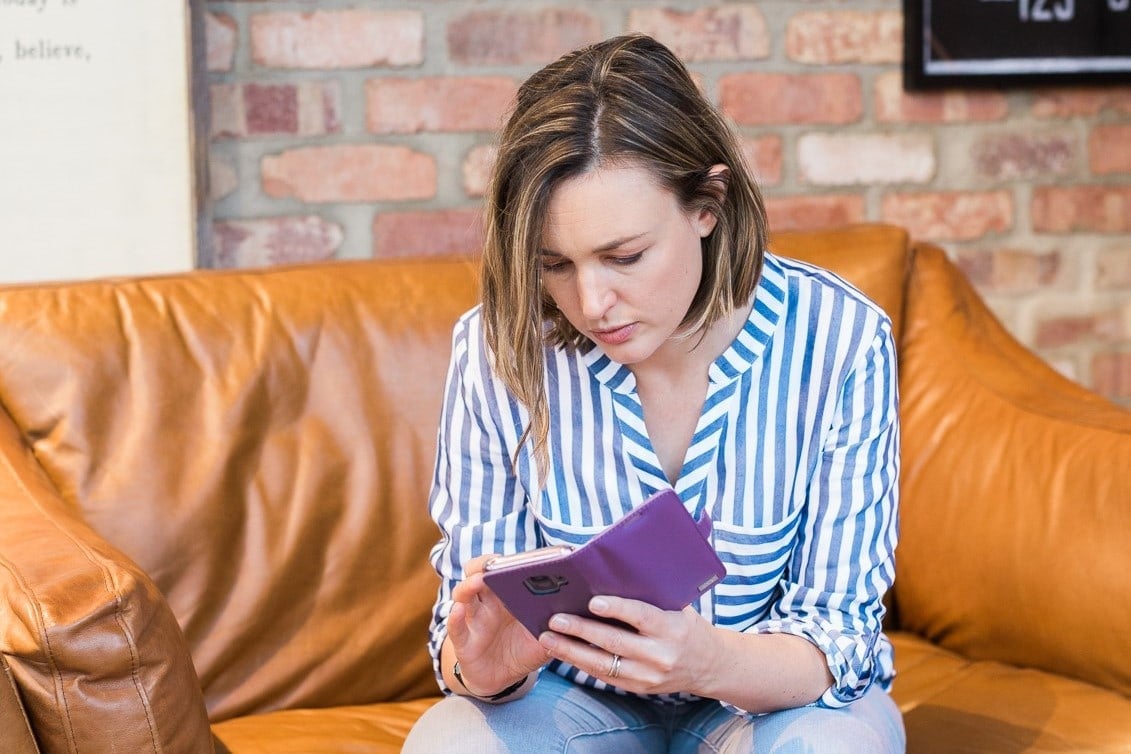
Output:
top-left (541, 232), bottom-right (647, 256)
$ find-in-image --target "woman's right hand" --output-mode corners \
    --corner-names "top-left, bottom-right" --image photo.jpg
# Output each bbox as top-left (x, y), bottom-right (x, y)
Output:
top-left (446, 554), bottom-right (549, 696)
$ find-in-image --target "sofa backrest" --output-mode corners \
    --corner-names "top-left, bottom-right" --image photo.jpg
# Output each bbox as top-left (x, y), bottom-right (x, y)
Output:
top-left (894, 243), bottom-right (1131, 698)
top-left (770, 223), bottom-right (910, 343)
top-left (0, 257), bottom-right (479, 721)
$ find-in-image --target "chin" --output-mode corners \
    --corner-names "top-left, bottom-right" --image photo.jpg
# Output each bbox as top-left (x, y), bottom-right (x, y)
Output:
top-left (602, 342), bottom-right (656, 367)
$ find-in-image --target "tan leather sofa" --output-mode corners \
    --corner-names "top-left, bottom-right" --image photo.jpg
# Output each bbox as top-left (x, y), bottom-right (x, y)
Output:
top-left (1, 224), bottom-right (1129, 753)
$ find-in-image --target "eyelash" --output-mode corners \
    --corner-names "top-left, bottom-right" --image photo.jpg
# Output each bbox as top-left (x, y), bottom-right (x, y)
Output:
top-left (541, 252), bottom-right (643, 274)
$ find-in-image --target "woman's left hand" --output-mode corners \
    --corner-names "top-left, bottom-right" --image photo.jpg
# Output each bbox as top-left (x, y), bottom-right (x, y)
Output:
top-left (537, 596), bottom-right (722, 697)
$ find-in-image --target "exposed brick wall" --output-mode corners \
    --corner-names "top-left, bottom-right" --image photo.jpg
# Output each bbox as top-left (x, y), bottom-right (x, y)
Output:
top-left (204, 1), bottom-right (1131, 407)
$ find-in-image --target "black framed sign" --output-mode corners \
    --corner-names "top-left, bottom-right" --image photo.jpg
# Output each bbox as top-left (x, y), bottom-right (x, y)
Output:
top-left (904, 0), bottom-right (1131, 89)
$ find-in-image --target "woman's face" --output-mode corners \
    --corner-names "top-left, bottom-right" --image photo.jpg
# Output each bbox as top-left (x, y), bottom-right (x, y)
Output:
top-left (539, 162), bottom-right (718, 369)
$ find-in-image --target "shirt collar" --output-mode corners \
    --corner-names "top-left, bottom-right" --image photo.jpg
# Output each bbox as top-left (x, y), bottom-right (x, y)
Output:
top-left (708, 252), bottom-right (787, 385)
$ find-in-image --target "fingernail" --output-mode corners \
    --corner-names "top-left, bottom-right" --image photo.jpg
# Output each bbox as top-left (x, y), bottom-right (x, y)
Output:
top-left (549, 614), bottom-right (568, 630)
top-left (590, 597), bottom-right (608, 613)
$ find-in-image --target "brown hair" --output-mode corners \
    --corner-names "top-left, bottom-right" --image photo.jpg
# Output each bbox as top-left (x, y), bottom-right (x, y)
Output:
top-left (480, 33), bottom-right (768, 471)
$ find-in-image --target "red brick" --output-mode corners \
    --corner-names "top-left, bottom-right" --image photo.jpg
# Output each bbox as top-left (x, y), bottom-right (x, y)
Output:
top-left (972, 131), bottom-right (1076, 180)
top-left (210, 155), bottom-right (238, 202)
top-left (741, 135), bottom-right (782, 187)
top-left (881, 190), bottom-right (1013, 241)
top-left (1092, 351), bottom-right (1131, 399)
top-left (1089, 125), bottom-right (1131, 175)
top-left (210, 83), bottom-right (244, 139)
top-left (786, 10), bottom-right (901, 64)
top-left (1031, 88), bottom-right (1131, 118)
top-left (1036, 314), bottom-right (1102, 349)
top-left (251, 10), bottom-right (423, 69)
top-left (1097, 247), bottom-right (1131, 290)
top-left (210, 81), bottom-right (340, 139)
top-left (1032, 186), bottom-right (1131, 233)
top-left (798, 133), bottom-right (934, 186)
top-left (765, 195), bottom-right (866, 232)
top-left (372, 209), bottom-right (484, 259)
top-left (874, 71), bottom-right (1009, 123)
top-left (1094, 305), bottom-right (1131, 343)
top-left (300, 81), bottom-right (342, 136)
top-left (954, 248), bottom-right (1061, 293)
top-left (244, 83), bottom-right (298, 135)
top-left (448, 9), bottom-right (601, 66)
top-left (205, 12), bottom-right (236, 72)
top-left (261, 145), bottom-right (436, 203)
top-left (1039, 310), bottom-right (1128, 348)
top-left (212, 216), bottom-right (342, 269)
top-left (463, 144), bottom-right (497, 198)
top-left (366, 77), bottom-right (517, 134)
top-left (627, 6), bottom-right (770, 61)
top-left (720, 73), bottom-right (862, 126)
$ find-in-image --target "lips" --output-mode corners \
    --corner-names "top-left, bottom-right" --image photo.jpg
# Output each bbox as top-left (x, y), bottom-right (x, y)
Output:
top-left (590, 322), bottom-right (637, 346)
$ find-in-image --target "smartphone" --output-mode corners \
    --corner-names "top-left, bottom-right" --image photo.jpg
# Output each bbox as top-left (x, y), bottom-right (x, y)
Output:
top-left (484, 546), bottom-right (574, 572)
top-left (480, 489), bottom-right (725, 638)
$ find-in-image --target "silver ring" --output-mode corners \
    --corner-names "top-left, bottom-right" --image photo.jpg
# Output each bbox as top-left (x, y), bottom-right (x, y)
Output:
top-left (608, 654), bottom-right (622, 679)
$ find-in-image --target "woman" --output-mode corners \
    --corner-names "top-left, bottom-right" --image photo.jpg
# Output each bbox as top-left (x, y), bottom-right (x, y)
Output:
top-left (404, 34), bottom-right (904, 753)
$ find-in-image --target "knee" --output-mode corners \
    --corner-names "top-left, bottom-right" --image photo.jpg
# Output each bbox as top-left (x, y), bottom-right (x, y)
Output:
top-left (402, 696), bottom-right (508, 754)
top-left (763, 722), bottom-right (896, 754)
top-left (756, 698), bottom-right (905, 754)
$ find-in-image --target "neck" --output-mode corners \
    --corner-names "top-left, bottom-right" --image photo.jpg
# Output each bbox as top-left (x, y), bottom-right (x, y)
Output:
top-left (631, 296), bottom-right (753, 384)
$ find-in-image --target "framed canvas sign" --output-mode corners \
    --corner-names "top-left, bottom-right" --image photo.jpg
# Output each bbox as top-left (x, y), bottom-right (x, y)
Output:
top-left (0, 0), bottom-right (210, 284)
top-left (904, 0), bottom-right (1131, 89)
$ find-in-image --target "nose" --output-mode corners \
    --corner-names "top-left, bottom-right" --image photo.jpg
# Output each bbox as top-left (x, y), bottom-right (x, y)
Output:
top-left (576, 265), bottom-right (614, 321)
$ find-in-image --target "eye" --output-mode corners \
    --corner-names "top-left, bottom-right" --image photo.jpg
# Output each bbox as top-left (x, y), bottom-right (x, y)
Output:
top-left (610, 252), bottom-right (643, 266)
top-left (540, 256), bottom-right (571, 273)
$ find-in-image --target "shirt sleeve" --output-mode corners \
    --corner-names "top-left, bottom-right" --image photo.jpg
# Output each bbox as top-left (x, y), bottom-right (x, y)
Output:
top-left (746, 320), bottom-right (900, 710)
top-left (425, 313), bottom-right (538, 693)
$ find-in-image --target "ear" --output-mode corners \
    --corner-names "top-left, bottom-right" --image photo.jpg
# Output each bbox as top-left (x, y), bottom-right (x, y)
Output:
top-left (693, 163), bottom-right (729, 238)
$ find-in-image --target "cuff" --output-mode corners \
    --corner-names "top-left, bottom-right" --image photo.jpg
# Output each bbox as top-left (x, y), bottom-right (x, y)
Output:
top-left (750, 619), bottom-right (880, 709)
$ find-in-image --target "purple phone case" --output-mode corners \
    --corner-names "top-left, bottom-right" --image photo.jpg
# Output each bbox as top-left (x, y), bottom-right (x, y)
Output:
top-left (482, 489), bottom-right (726, 638)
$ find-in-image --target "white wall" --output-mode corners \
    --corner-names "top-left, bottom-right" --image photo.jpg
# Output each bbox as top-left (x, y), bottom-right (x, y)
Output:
top-left (0, 1), bottom-right (197, 284)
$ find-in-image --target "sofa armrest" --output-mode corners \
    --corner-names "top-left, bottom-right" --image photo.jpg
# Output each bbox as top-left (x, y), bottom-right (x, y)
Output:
top-left (0, 409), bottom-right (215, 753)
top-left (1, 655), bottom-right (38, 754)
top-left (895, 243), bottom-right (1131, 698)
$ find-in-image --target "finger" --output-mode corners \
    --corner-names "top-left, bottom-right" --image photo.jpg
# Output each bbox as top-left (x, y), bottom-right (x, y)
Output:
top-left (464, 553), bottom-right (498, 577)
top-left (538, 628), bottom-right (632, 684)
top-left (541, 610), bottom-right (645, 661)
top-left (451, 574), bottom-right (484, 603)
top-left (450, 596), bottom-right (498, 654)
top-left (448, 601), bottom-right (470, 645)
top-left (455, 576), bottom-right (512, 617)
top-left (452, 553), bottom-right (507, 603)
top-left (452, 579), bottom-right (515, 634)
top-left (588, 595), bottom-right (667, 636)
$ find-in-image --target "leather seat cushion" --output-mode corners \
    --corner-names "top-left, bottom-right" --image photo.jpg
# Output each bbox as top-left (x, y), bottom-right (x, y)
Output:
top-left (211, 697), bottom-right (440, 754)
top-left (891, 631), bottom-right (1131, 753)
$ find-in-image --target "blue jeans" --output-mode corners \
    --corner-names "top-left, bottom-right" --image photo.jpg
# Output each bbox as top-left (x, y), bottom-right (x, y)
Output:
top-left (402, 672), bottom-right (906, 753)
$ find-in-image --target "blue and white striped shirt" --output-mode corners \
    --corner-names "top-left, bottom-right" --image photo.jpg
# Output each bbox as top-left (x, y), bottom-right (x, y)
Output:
top-left (427, 251), bottom-right (899, 711)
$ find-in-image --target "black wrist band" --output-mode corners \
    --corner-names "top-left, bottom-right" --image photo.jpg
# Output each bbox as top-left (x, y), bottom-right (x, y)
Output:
top-left (452, 661), bottom-right (527, 701)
